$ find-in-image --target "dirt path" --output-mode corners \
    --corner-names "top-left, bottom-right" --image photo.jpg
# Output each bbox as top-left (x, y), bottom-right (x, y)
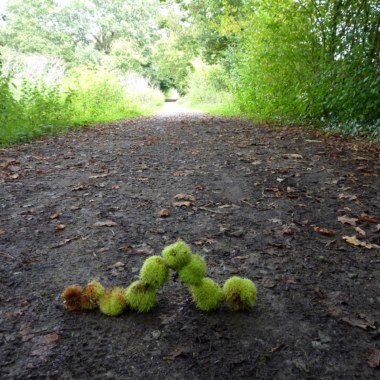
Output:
top-left (1, 105), bottom-right (379, 379)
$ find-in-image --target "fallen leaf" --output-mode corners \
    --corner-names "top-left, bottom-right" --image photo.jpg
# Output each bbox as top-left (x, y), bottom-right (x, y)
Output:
top-left (367, 349), bottom-right (380, 368)
top-left (51, 236), bottom-right (81, 248)
top-left (338, 215), bottom-right (358, 226)
top-left (31, 332), bottom-right (60, 357)
top-left (18, 322), bottom-right (34, 342)
top-left (4, 310), bottom-right (23, 321)
top-left (356, 166), bottom-right (374, 175)
top-left (358, 212), bottom-right (380, 224)
top-left (55, 223), bottom-right (66, 231)
top-left (159, 208), bottom-right (170, 217)
top-left (355, 226), bottom-right (366, 236)
top-left (262, 279), bottom-right (276, 289)
top-left (89, 171), bottom-right (116, 179)
top-left (270, 343), bottom-right (285, 353)
top-left (194, 238), bottom-right (217, 246)
top-left (72, 182), bottom-right (88, 191)
top-left (338, 193), bottom-right (357, 201)
top-left (313, 226), bottom-right (336, 236)
top-left (282, 154), bottom-right (303, 159)
top-left (93, 220), bottom-right (117, 227)
top-left (49, 213), bottom-right (60, 220)
top-left (108, 261), bottom-right (125, 269)
top-left (44, 332), bottom-right (60, 344)
top-left (172, 169), bottom-right (194, 177)
top-left (341, 316), bottom-right (375, 330)
top-left (173, 201), bottom-right (192, 208)
top-left (342, 235), bottom-right (380, 249)
top-left (163, 347), bottom-right (190, 362)
top-left (174, 193), bottom-right (195, 202)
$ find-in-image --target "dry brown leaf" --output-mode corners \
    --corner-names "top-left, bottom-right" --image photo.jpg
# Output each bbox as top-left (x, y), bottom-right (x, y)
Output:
top-left (172, 169), bottom-right (194, 177)
top-left (174, 193), bottom-right (195, 202)
top-left (338, 193), bottom-right (357, 201)
top-left (270, 343), bottom-right (285, 353)
top-left (367, 349), bottom-right (380, 368)
top-left (262, 279), bottom-right (276, 289)
top-left (49, 213), bottom-right (60, 220)
top-left (44, 332), bottom-right (60, 344)
top-left (89, 171), bottom-right (116, 179)
top-left (93, 220), bottom-right (117, 227)
top-left (354, 226), bottom-right (366, 236)
top-left (313, 226), bottom-right (336, 236)
top-left (55, 223), bottom-right (66, 231)
top-left (358, 212), bottom-right (380, 224)
top-left (4, 310), bottom-right (23, 321)
top-left (159, 208), bottom-right (171, 217)
top-left (342, 235), bottom-right (380, 249)
top-left (72, 182), bottom-right (88, 191)
top-left (338, 215), bottom-right (358, 226)
top-left (18, 322), bottom-right (34, 342)
top-left (163, 347), bottom-right (190, 362)
top-left (173, 201), bottom-right (192, 208)
top-left (194, 238), bottom-right (217, 246)
top-left (282, 154), bottom-right (303, 159)
top-left (341, 316), bottom-right (375, 330)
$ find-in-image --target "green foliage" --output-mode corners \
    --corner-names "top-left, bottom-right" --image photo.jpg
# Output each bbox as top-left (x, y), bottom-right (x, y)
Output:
top-left (190, 277), bottom-right (223, 311)
top-left (151, 34), bottom-right (194, 94)
top-left (161, 240), bottom-right (192, 270)
top-left (140, 256), bottom-right (169, 288)
top-left (180, 0), bottom-right (379, 138)
top-left (183, 60), bottom-right (238, 115)
top-left (64, 68), bottom-right (141, 123)
top-left (223, 276), bottom-right (257, 311)
top-left (178, 254), bottom-right (206, 285)
top-left (99, 288), bottom-right (127, 317)
top-left (125, 281), bottom-right (157, 313)
top-left (0, 58), bottom-right (164, 146)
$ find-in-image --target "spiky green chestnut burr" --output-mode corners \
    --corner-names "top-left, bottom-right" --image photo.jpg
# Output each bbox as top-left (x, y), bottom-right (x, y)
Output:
top-left (162, 240), bottom-right (192, 270)
top-left (99, 287), bottom-right (127, 316)
top-left (223, 276), bottom-right (257, 311)
top-left (178, 254), bottom-right (206, 285)
top-left (190, 277), bottom-right (223, 311)
top-left (125, 281), bottom-right (157, 312)
top-left (140, 256), bottom-right (169, 288)
top-left (62, 285), bottom-right (83, 311)
top-left (81, 279), bottom-right (105, 310)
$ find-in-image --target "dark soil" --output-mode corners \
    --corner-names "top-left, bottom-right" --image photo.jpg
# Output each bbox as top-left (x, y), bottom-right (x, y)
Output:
top-left (1, 104), bottom-right (380, 379)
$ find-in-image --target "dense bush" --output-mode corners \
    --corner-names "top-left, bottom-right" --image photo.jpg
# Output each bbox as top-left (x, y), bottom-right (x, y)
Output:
top-left (182, 61), bottom-right (239, 115)
top-left (182, 0), bottom-right (379, 138)
top-left (0, 53), bottom-right (164, 145)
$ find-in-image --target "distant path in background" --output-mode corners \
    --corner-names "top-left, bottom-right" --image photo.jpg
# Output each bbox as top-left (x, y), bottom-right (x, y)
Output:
top-left (155, 101), bottom-right (202, 116)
